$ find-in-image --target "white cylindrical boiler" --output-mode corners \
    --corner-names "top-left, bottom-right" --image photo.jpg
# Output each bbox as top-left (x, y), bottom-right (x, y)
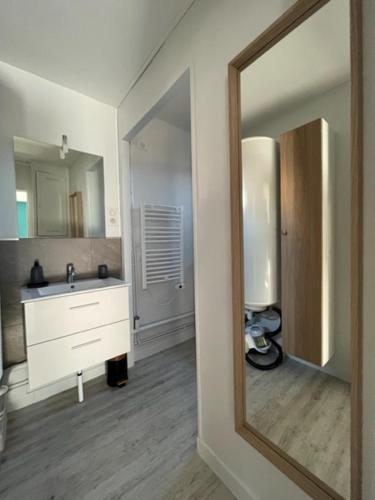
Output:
top-left (242, 137), bottom-right (279, 312)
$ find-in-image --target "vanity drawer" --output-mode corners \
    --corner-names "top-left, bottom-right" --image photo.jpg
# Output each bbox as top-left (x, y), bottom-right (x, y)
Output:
top-left (27, 320), bottom-right (130, 390)
top-left (24, 286), bottom-right (129, 346)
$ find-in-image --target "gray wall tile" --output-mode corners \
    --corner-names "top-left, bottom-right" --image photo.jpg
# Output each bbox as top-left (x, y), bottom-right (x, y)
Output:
top-left (3, 324), bottom-right (26, 367)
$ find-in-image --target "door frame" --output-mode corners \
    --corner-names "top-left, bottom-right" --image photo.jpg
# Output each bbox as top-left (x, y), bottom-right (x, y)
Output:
top-left (119, 68), bottom-right (199, 368)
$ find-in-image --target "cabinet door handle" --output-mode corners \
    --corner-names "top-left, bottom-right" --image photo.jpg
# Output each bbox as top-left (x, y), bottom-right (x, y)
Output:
top-left (70, 301), bottom-right (100, 310)
top-left (281, 230), bottom-right (288, 236)
top-left (71, 338), bottom-right (101, 350)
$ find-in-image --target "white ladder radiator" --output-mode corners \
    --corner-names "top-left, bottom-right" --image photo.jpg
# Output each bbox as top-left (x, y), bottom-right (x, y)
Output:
top-left (141, 203), bottom-right (184, 289)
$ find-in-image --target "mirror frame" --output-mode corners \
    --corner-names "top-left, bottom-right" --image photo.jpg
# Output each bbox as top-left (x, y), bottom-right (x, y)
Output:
top-left (228, 1), bottom-right (363, 498)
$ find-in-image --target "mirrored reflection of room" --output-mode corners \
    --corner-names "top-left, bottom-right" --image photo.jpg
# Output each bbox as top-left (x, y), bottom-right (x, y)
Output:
top-left (14, 137), bottom-right (105, 239)
top-left (240, 1), bottom-right (351, 497)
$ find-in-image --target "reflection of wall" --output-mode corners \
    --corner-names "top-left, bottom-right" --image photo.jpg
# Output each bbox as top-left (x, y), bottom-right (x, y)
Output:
top-left (244, 81), bottom-right (351, 382)
top-left (15, 156), bottom-right (105, 239)
top-left (69, 155), bottom-right (105, 237)
top-left (130, 118), bottom-right (194, 358)
top-left (0, 61), bottom-right (120, 239)
top-left (15, 162), bottom-right (32, 193)
top-left (16, 161), bottom-right (71, 237)
top-left (31, 162), bottom-right (69, 237)
top-left (86, 162), bottom-right (105, 237)
top-left (15, 162), bottom-right (34, 236)
top-left (0, 238), bottom-right (122, 367)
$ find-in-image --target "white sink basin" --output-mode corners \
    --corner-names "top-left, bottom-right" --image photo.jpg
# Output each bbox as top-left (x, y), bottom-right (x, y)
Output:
top-left (37, 279), bottom-right (109, 297)
top-left (21, 277), bottom-right (129, 303)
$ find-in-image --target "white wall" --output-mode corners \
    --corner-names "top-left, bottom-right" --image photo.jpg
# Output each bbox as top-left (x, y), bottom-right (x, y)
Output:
top-left (244, 81), bottom-right (351, 383)
top-left (119, 0), bottom-right (311, 499)
top-left (118, 0), bottom-right (374, 498)
top-left (0, 61), bottom-right (120, 239)
top-left (130, 118), bottom-right (194, 349)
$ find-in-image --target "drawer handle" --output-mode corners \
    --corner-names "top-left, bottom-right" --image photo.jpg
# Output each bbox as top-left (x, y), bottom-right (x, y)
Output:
top-left (70, 301), bottom-right (100, 310)
top-left (71, 338), bottom-right (102, 350)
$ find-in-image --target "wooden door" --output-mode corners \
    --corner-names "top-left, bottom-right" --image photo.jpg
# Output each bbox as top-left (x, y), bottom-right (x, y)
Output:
top-left (280, 118), bottom-right (333, 366)
top-left (69, 192), bottom-right (84, 237)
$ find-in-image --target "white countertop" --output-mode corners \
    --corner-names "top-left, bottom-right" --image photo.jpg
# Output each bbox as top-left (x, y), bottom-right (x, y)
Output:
top-left (21, 277), bottom-right (131, 303)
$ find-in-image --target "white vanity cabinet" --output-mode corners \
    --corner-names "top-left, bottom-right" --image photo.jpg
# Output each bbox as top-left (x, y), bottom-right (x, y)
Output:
top-left (21, 280), bottom-right (130, 390)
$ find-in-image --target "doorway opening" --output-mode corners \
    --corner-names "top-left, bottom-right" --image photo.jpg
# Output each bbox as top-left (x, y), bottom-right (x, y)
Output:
top-left (126, 71), bottom-right (195, 362)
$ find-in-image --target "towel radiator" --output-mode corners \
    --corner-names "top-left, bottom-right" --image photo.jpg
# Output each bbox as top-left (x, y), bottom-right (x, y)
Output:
top-left (141, 203), bottom-right (184, 289)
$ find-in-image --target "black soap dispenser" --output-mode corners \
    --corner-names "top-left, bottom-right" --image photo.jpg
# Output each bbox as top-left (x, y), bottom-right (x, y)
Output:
top-left (27, 260), bottom-right (49, 288)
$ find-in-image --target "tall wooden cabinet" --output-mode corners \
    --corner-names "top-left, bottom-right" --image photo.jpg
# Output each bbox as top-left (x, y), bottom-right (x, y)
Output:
top-left (280, 118), bottom-right (333, 367)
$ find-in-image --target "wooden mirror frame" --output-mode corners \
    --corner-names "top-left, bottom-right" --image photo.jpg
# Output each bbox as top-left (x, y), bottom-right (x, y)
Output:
top-left (228, 1), bottom-right (363, 498)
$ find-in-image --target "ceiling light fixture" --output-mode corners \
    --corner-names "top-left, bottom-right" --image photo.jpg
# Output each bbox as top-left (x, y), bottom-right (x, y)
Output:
top-left (59, 134), bottom-right (68, 160)
top-left (62, 134), bottom-right (68, 154)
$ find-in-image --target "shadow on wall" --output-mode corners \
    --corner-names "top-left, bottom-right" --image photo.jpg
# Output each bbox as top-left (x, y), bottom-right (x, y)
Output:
top-left (0, 80), bottom-right (24, 239)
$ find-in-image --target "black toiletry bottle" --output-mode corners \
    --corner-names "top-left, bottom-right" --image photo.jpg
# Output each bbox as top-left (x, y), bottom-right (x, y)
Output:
top-left (28, 259), bottom-right (47, 287)
top-left (98, 264), bottom-right (109, 279)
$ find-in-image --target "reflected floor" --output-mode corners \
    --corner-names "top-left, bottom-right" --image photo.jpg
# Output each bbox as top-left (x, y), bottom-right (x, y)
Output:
top-left (246, 357), bottom-right (350, 499)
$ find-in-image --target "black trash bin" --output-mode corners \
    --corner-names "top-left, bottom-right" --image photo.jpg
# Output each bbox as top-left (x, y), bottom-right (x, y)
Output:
top-left (107, 354), bottom-right (128, 387)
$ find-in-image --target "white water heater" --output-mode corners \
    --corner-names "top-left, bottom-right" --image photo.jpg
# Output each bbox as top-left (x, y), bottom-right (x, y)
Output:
top-left (242, 137), bottom-right (279, 312)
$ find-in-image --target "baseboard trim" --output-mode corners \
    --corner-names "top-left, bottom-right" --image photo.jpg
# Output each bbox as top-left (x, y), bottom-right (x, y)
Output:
top-left (197, 437), bottom-right (257, 500)
top-left (134, 326), bottom-right (195, 362)
top-left (6, 362), bottom-right (105, 412)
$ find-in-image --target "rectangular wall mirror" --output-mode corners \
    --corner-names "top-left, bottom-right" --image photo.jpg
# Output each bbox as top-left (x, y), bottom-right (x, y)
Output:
top-left (229, 0), bottom-right (362, 499)
top-left (13, 137), bottom-right (105, 238)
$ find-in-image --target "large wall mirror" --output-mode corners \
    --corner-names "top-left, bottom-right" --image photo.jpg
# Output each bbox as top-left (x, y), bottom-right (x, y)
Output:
top-left (13, 137), bottom-right (105, 238)
top-left (229, 1), bottom-right (362, 499)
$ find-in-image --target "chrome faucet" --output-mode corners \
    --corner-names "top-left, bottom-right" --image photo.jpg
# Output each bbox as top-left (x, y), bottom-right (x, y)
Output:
top-left (66, 263), bottom-right (76, 284)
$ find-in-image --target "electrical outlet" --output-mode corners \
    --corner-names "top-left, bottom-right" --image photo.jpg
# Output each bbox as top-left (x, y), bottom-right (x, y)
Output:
top-left (107, 207), bottom-right (118, 226)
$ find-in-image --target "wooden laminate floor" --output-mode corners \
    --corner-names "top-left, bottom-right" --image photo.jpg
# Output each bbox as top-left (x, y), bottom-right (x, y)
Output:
top-left (0, 340), bottom-right (234, 500)
top-left (246, 357), bottom-right (350, 499)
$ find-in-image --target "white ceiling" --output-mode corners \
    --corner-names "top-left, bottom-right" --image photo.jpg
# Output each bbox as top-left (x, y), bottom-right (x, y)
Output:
top-left (241, 0), bottom-right (350, 127)
top-left (0, 0), bottom-right (195, 106)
